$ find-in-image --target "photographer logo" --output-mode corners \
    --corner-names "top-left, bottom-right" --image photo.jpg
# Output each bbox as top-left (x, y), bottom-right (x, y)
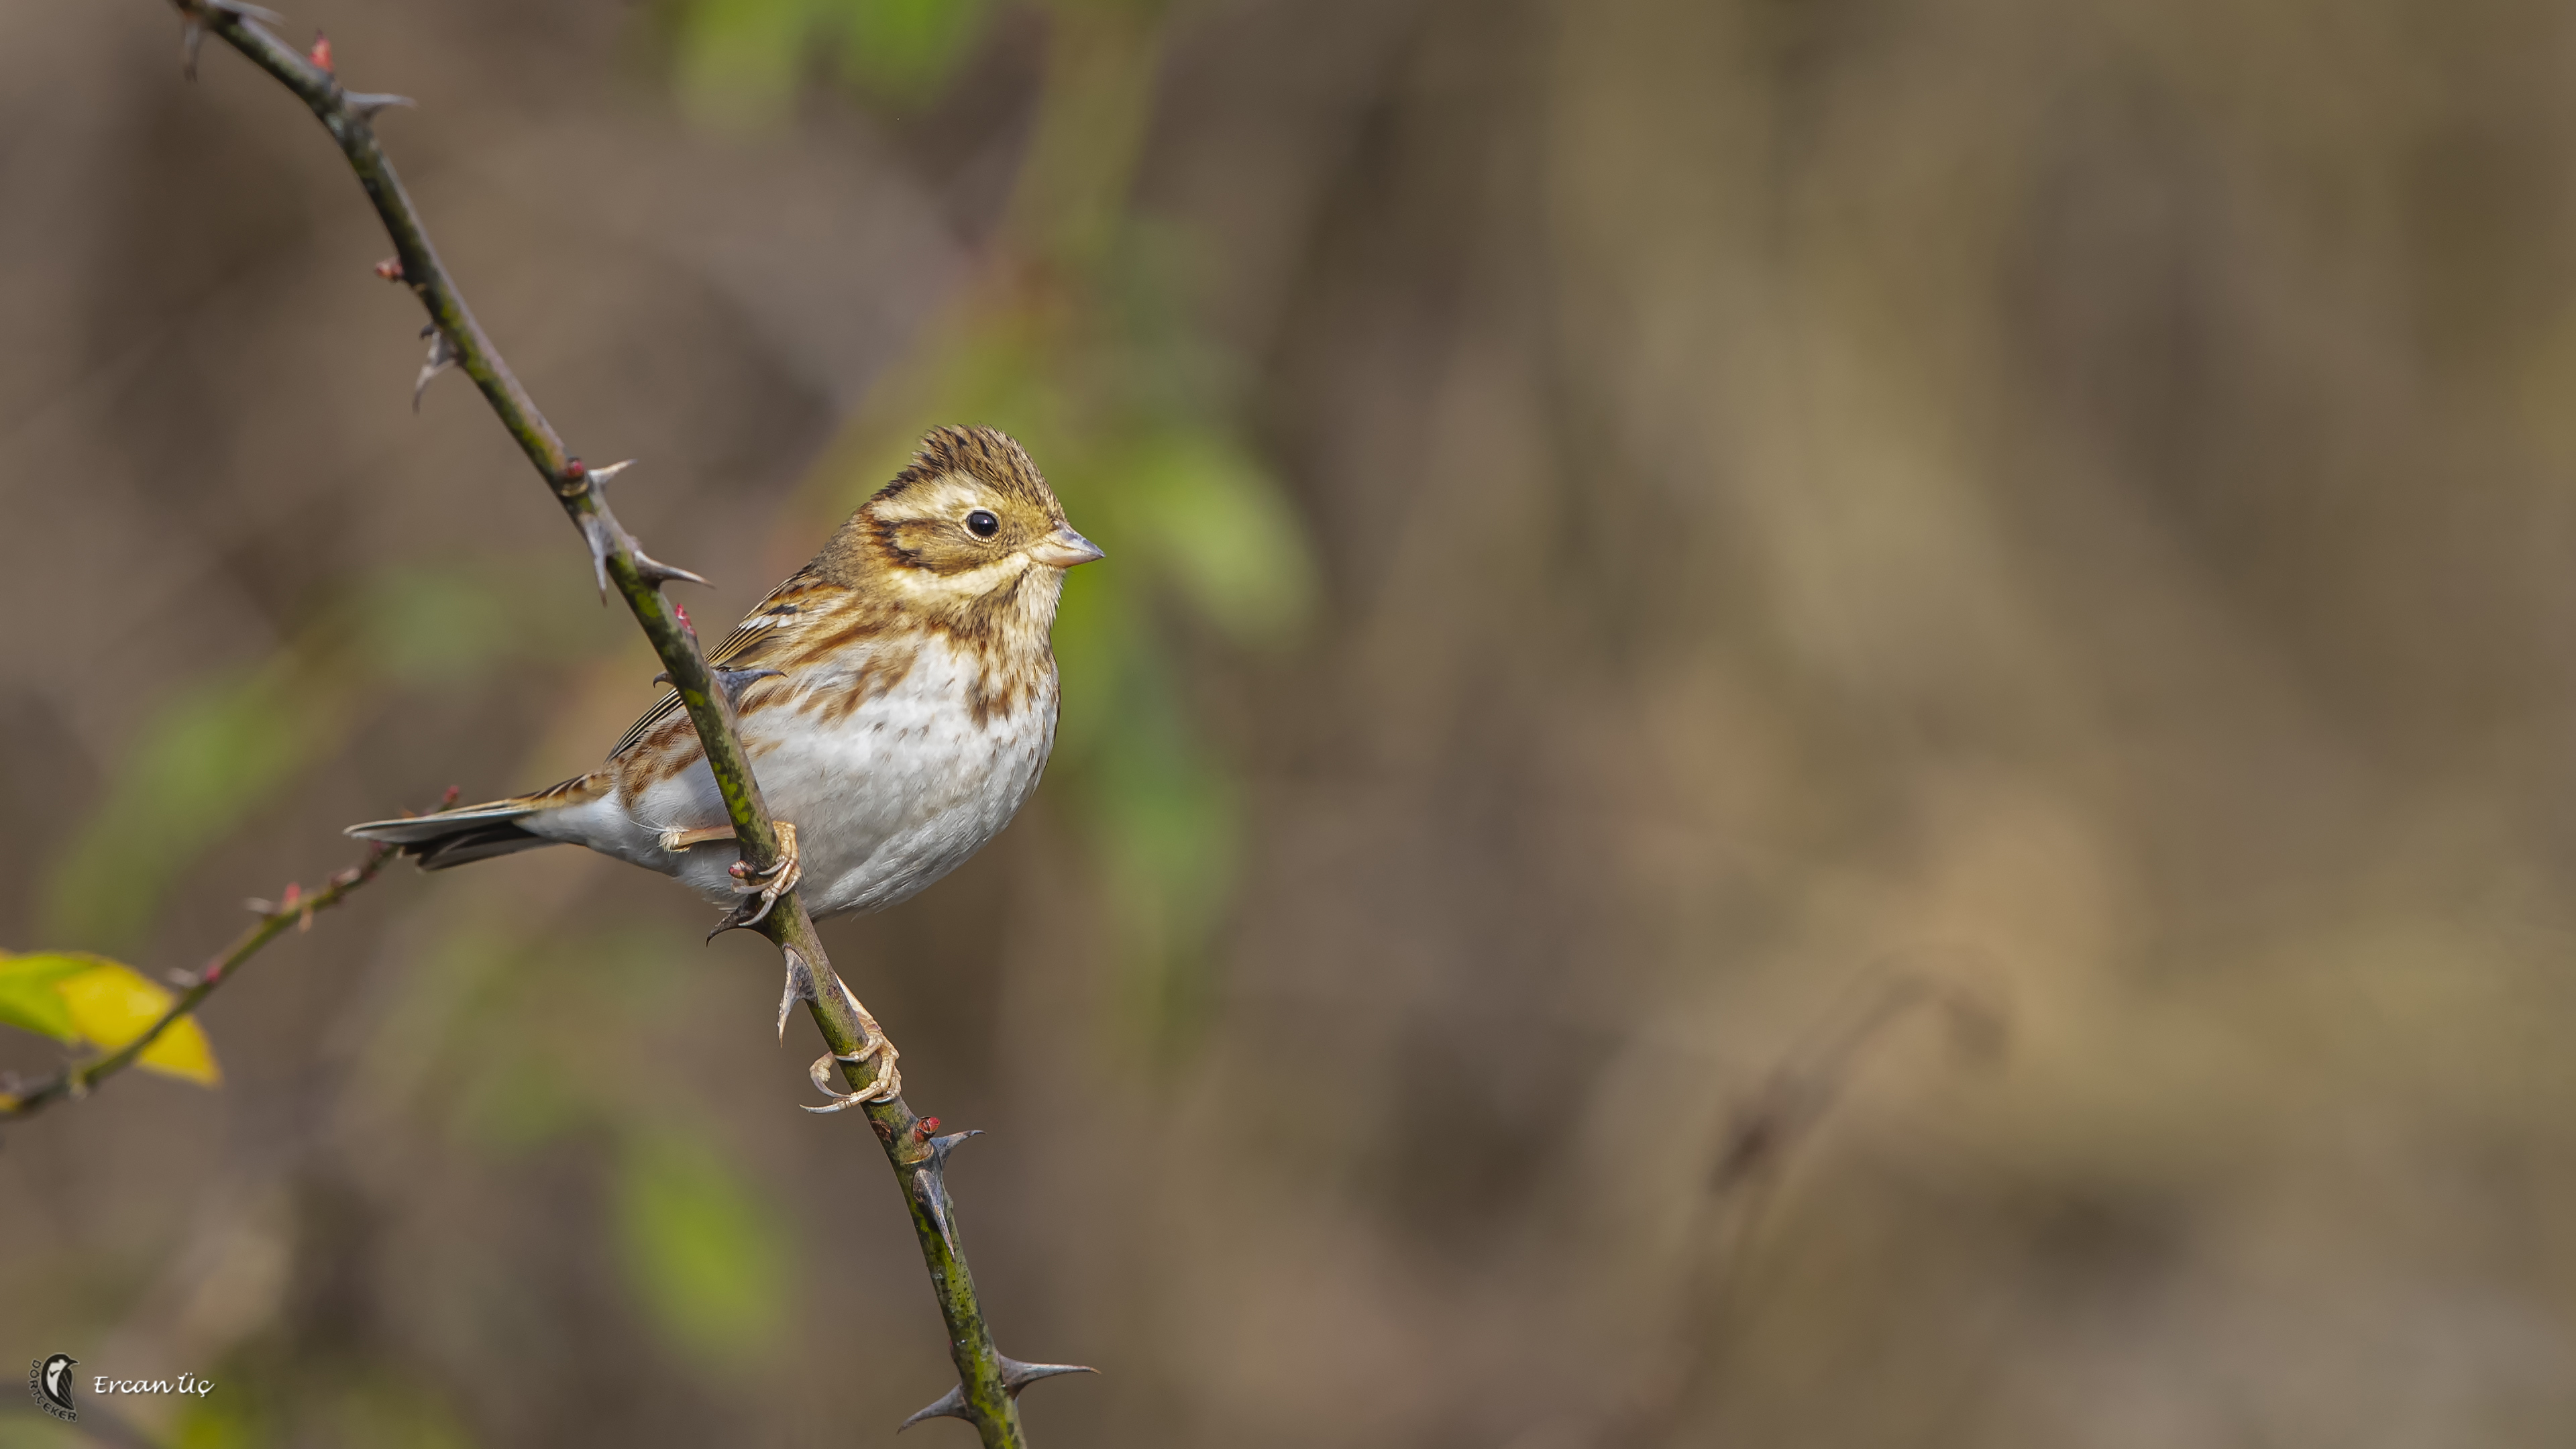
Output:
top-left (28, 1354), bottom-right (76, 1423)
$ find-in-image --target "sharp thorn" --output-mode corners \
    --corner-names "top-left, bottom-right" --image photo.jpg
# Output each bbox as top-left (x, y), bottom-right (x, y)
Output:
top-left (899, 1387), bottom-right (969, 1431)
top-left (896, 1356), bottom-right (1093, 1428)
top-left (632, 551), bottom-right (711, 589)
top-left (704, 865), bottom-right (781, 939)
top-left (928, 1128), bottom-right (982, 1167)
top-left (911, 1142), bottom-right (964, 1250)
top-left (347, 92), bottom-right (416, 119)
top-left (828, 970), bottom-right (873, 1027)
top-left (413, 329), bottom-right (458, 412)
top-left (715, 667), bottom-right (784, 706)
top-left (577, 511), bottom-right (618, 601)
top-left (998, 1357), bottom-right (1099, 1396)
top-left (777, 946), bottom-right (817, 1045)
top-left (568, 464), bottom-right (708, 596)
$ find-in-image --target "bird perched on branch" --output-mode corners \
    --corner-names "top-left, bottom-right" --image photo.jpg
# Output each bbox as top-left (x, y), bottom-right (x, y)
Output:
top-left (347, 425), bottom-right (1102, 926)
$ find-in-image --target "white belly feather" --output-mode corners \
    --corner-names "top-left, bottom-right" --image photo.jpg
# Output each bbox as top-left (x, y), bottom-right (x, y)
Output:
top-left (530, 637), bottom-right (1058, 916)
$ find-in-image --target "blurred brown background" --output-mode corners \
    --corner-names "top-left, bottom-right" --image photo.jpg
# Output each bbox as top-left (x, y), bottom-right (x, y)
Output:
top-left (8, 0), bottom-right (2576, 1444)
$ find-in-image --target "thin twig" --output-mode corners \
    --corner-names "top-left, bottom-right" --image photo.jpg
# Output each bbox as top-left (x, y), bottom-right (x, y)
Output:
top-left (0, 839), bottom-right (394, 1120)
top-left (1605, 969), bottom-right (2006, 1446)
top-left (162, 7), bottom-right (1077, 1441)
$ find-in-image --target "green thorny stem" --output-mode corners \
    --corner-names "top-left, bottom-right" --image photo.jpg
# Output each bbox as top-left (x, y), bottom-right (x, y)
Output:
top-left (0, 838), bottom-right (396, 1120)
top-left (169, 5), bottom-right (1082, 1440)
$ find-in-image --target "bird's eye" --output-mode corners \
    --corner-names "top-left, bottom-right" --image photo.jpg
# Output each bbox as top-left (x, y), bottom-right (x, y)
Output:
top-left (966, 509), bottom-right (1000, 538)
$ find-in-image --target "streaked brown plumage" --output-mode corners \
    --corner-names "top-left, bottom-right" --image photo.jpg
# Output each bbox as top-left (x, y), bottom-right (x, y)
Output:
top-left (347, 425), bottom-right (1102, 922)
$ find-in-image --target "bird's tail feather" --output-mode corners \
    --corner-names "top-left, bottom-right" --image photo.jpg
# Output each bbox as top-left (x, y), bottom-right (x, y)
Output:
top-left (347, 790), bottom-right (570, 871)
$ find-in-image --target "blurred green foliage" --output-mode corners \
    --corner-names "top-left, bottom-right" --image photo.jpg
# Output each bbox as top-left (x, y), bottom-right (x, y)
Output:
top-left (426, 924), bottom-right (791, 1372)
top-left (43, 560), bottom-right (616, 953)
top-left (614, 1123), bottom-right (792, 1368)
top-left (672, 0), bottom-right (997, 126)
top-left (46, 665), bottom-right (346, 954)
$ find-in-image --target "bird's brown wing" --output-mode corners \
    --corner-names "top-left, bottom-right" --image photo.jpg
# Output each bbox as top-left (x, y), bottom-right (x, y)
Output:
top-left (606, 569), bottom-right (841, 759)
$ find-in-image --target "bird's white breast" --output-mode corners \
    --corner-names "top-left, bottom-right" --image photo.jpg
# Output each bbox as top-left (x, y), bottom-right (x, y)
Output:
top-left (578, 635), bottom-right (1058, 916)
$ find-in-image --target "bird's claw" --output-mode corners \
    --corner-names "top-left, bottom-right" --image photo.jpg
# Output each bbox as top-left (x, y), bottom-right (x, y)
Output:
top-left (724, 821), bottom-right (800, 929)
top-left (799, 966), bottom-right (900, 1111)
top-left (804, 1038), bottom-right (901, 1112)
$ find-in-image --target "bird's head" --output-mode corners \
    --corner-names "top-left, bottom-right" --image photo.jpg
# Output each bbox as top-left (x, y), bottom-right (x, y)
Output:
top-left (822, 427), bottom-right (1101, 627)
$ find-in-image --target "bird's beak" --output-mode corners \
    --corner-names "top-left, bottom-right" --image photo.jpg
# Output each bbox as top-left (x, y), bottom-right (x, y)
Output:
top-left (1028, 525), bottom-right (1106, 570)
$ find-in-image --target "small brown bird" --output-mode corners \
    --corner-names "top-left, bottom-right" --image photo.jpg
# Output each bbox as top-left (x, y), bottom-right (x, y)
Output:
top-left (347, 426), bottom-right (1102, 926)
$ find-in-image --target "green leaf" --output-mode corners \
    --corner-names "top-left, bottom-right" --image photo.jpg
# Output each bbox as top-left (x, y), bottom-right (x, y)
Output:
top-left (0, 951), bottom-right (95, 1042)
top-left (614, 1125), bottom-right (790, 1367)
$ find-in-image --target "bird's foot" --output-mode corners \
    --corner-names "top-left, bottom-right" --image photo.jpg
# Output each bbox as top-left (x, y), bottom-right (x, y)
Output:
top-left (775, 947), bottom-right (901, 1110)
top-left (804, 1026), bottom-right (901, 1111)
top-left (667, 822), bottom-right (799, 935)
top-left (723, 821), bottom-right (800, 930)
top-left (658, 824), bottom-right (735, 853)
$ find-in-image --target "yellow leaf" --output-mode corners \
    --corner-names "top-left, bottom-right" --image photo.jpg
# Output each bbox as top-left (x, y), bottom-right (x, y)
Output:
top-left (56, 962), bottom-right (221, 1087)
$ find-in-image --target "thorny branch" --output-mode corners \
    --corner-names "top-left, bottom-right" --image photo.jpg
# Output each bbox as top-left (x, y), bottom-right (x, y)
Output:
top-left (164, 5), bottom-right (1085, 1441)
top-left (0, 834), bottom-right (397, 1121)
